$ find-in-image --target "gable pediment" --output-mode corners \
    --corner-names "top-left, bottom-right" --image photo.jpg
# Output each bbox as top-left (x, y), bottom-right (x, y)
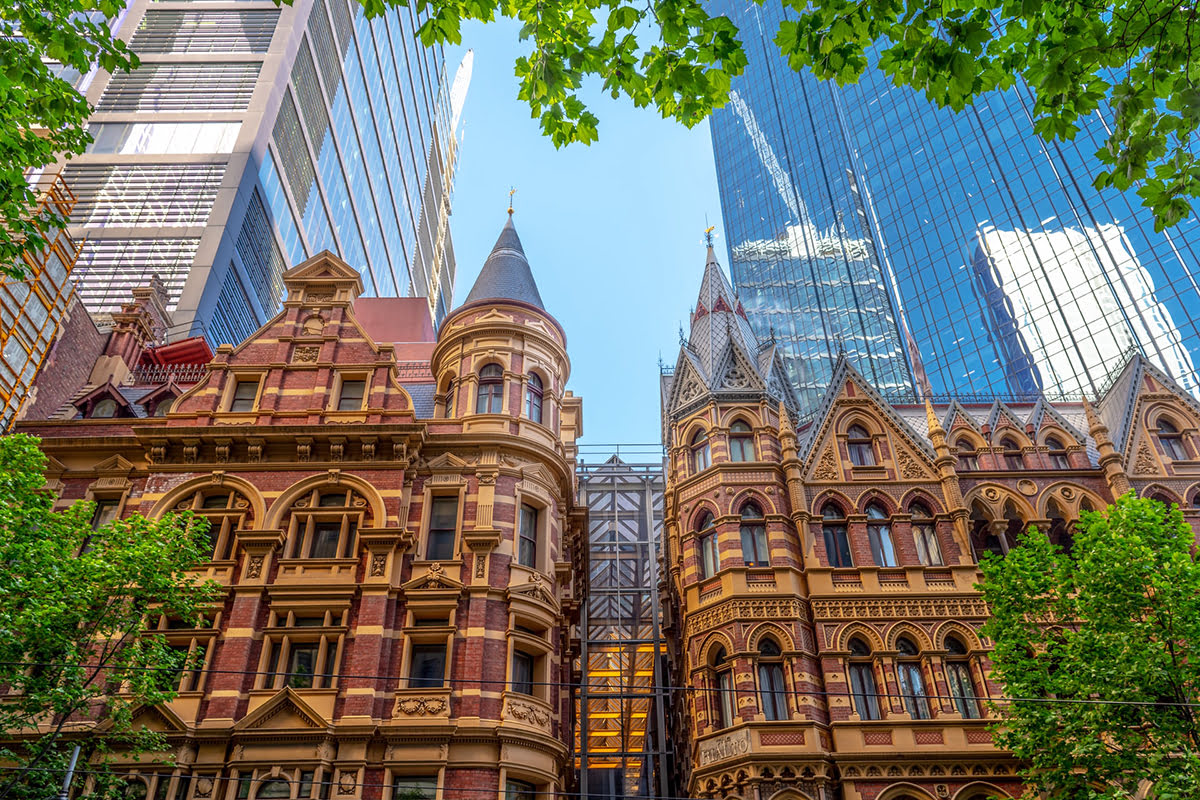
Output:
top-left (130, 703), bottom-right (188, 733)
top-left (94, 453), bottom-right (135, 475)
top-left (711, 341), bottom-right (765, 393)
top-left (668, 354), bottom-right (709, 412)
top-left (234, 687), bottom-right (328, 731)
top-left (423, 452), bottom-right (471, 471)
top-left (402, 562), bottom-right (464, 593)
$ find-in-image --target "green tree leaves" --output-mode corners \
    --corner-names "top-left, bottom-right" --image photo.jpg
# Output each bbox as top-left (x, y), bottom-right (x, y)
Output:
top-left (0, 434), bottom-right (219, 800)
top-left (979, 494), bottom-right (1200, 798)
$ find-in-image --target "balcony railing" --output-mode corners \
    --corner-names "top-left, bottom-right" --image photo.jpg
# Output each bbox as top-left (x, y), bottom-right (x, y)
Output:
top-left (132, 363), bottom-right (208, 384)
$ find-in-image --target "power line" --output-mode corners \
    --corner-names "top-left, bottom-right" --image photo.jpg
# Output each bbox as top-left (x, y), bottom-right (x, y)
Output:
top-left (6, 660), bottom-right (1199, 709)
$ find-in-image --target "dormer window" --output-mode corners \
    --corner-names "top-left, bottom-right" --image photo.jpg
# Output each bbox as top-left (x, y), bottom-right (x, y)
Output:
top-left (525, 373), bottom-right (543, 423)
top-left (1000, 436), bottom-right (1023, 470)
top-left (91, 398), bottom-right (118, 418)
top-left (1158, 418), bottom-right (1188, 461)
top-left (956, 438), bottom-right (978, 470)
top-left (846, 425), bottom-right (875, 466)
top-left (1046, 436), bottom-right (1070, 469)
top-left (691, 429), bottom-right (712, 472)
top-left (476, 364), bottom-right (503, 414)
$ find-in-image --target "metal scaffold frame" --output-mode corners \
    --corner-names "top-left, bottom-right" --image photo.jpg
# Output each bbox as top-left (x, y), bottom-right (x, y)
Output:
top-left (576, 448), bottom-right (670, 799)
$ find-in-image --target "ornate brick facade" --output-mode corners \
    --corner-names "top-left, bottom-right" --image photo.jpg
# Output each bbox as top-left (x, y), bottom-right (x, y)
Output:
top-left (18, 217), bottom-right (586, 800)
top-left (659, 246), bottom-right (1200, 800)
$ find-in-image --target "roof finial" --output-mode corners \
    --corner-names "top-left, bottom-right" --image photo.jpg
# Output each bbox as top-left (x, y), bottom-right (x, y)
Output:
top-left (704, 215), bottom-right (715, 247)
top-left (507, 186), bottom-right (516, 215)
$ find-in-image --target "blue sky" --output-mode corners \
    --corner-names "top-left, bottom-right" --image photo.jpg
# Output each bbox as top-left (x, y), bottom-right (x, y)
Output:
top-left (445, 21), bottom-right (724, 450)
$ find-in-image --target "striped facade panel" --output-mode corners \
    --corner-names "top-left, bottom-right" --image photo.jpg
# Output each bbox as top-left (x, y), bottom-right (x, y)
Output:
top-left (74, 237), bottom-right (199, 313)
top-left (64, 163), bottom-right (226, 228)
top-left (130, 10), bottom-right (279, 54)
top-left (208, 264), bottom-right (258, 347)
top-left (96, 63), bottom-right (262, 112)
top-left (235, 189), bottom-right (288, 312)
top-left (271, 93), bottom-right (317, 217)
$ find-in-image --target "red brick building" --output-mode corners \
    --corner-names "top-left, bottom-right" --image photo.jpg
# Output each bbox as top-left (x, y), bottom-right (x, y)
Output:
top-left (658, 245), bottom-right (1200, 800)
top-left (19, 215), bottom-right (586, 800)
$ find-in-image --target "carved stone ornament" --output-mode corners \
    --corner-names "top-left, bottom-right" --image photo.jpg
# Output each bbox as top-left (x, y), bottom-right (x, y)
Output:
top-left (182, 442), bottom-right (199, 465)
top-left (245, 555), bottom-right (264, 579)
top-left (896, 449), bottom-right (925, 479)
top-left (983, 487), bottom-right (1001, 501)
top-left (394, 696), bottom-right (447, 715)
top-left (194, 778), bottom-right (214, 798)
top-left (148, 444), bottom-right (167, 464)
top-left (369, 553), bottom-right (387, 577)
top-left (214, 440), bottom-right (231, 464)
top-left (306, 292), bottom-right (335, 304)
top-left (722, 361), bottom-right (751, 390)
top-left (336, 773), bottom-right (356, 795)
top-left (507, 699), bottom-right (550, 727)
top-left (813, 446), bottom-right (839, 481)
top-left (329, 439), bottom-right (345, 462)
top-left (475, 552), bottom-right (487, 579)
top-left (293, 346), bottom-right (320, 363)
top-left (361, 439), bottom-right (376, 461)
top-left (678, 377), bottom-right (702, 404)
top-left (297, 439), bottom-right (313, 462)
top-left (1017, 479), bottom-right (1037, 496)
top-left (1135, 440), bottom-right (1158, 475)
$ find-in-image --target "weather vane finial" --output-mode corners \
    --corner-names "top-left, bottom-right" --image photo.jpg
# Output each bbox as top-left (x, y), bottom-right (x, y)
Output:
top-left (508, 187), bottom-right (516, 215)
top-left (704, 215), bottom-right (715, 247)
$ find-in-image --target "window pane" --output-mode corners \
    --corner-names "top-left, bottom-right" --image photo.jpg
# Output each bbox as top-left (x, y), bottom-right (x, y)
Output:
top-left (849, 664), bottom-right (880, 720)
top-left (392, 778), bottom-right (436, 800)
top-left (92, 499), bottom-right (120, 530)
top-left (310, 522), bottom-right (341, 558)
top-left (409, 644), bottom-right (446, 688)
top-left (504, 781), bottom-right (535, 800)
top-left (288, 643), bottom-right (318, 688)
top-left (519, 505), bottom-right (538, 567)
top-left (428, 497), bottom-right (457, 560)
top-left (511, 650), bottom-right (534, 695)
top-left (231, 380), bottom-right (258, 412)
top-left (338, 379), bottom-right (365, 411)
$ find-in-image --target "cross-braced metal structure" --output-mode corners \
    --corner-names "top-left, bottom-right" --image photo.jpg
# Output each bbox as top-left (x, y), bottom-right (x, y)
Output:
top-left (576, 452), bottom-right (670, 799)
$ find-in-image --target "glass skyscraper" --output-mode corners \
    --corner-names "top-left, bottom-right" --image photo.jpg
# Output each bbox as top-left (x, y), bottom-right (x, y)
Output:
top-left (710, 0), bottom-right (1200, 410)
top-left (60, 0), bottom-right (463, 346)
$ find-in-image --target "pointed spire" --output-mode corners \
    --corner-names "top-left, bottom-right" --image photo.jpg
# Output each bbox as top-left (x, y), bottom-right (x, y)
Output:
top-left (778, 400), bottom-right (795, 440)
top-left (925, 398), bottom-right (944, 439)
top-left (462, 213), bottom-right (545, 310)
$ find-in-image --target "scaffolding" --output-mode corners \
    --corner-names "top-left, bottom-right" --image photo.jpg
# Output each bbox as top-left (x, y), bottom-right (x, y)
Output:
top-left (575, 450), bottom-right (670, 799)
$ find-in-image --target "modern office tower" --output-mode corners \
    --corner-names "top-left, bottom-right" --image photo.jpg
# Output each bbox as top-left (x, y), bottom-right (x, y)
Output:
top-left (0, 178), bottom-right (83, 429)
top-left (576, 454), bottom-right (669, 800)
top-left (62, 0), bottom-right (463, 346)
top-left (709, 0), bottom-right (1200, 408)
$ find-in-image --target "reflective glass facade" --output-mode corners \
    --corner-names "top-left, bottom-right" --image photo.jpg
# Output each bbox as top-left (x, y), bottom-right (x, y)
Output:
top-left (711, 0), bottom-right (1200, 407)
top-left (65, 0), bottom-right (460, 345)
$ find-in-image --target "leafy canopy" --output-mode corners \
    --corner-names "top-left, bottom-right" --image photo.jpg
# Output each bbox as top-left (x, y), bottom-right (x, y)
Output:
top-left (0, 434), bottom-right (219, 800)
top-left (0, 0), bottom-right (136, 278)
top-left (979, 493), bottom-right (1200, 799)
top-left (4, 0), bottom-right (1194, 277)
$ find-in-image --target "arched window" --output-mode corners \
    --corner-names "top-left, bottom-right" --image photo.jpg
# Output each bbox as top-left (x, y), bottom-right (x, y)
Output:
top-left (739, 503), bottom-right (769, 566)
top-left (174, 486), bottom-right (255, 560)
top-left (944, 635), bottom-right (981, 719)
top-left (153, 399), bottom-right (173, 416)
top-left (691, 429), bottom-right (712, 472)
top-left (525, 373), bottom-right (543, 423)
top-left (1158, 418), bottom-right (1188, 460)
top-left (282, 486), bottom-right (364, 559)
top-left (846, 425), bottom-right (875, 467)
top-left (1000, 436), bottom-right (1024, 470)
top-left (476, 364), bottom-right (504, 414)
top-left (756, 638), bottom-right (787, 721)
top-left (1193, 492), bottom-right (1200, 510)
top-left (442, 378), bottom-right (455, 417)
top-left (256, 781), bottom-right (291, 800)
top-left (729, 420), bottom-right (754, 462)
top-left (847, 637), bottom-right (880, 720)
top-left (697, 513), bottom-right (719, 579)
top-left (910, 502), bottom-right (943, 566)
top-left (91, 397), bottom-right (118, 418)
top-left (956, 438), bottom-right (978, 471)
top-left (865, 503), bottom-right (897, 567)
top-left (821, 503), bottom-right (852, 568)
top-left (895, 636), bottom-right (930, 719)
top-left (711, 647), bottom-right (735, 729)
top-left (1045, 436), bottom-right (1070, 469)
top-left (1046, 498), bottom-right (1073, 556)
top-left (1002, 500), bottom-right (1025, 551)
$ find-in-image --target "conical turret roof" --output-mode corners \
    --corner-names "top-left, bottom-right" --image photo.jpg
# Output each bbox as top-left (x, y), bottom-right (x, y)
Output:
top-left (463, 213), bottom-right (544, 310)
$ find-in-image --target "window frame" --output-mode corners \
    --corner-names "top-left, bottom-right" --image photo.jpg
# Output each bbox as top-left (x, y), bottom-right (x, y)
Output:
top-left (228, 376), bottom-right (261, 413)
top-left (955, 438), bottom-right (979, 471)
top-left (1158, 418), bottom-right (1189, 461)
top-left (525, 372), bottom-right (543, 423)
top-left (944, 637), bottom-right (981, 719)
top-left (425, 495), bottom-right (460, 562)
top-left (756, 638), bottom-right (787, 721)
top-left (1045, 435), bottom-right (1071, 469)
top-left (1000, 436), bottom-right (1024, 470)
top-left (728, 420), bottom-right (754, 462)
top-left (407, 642), bottom-right (448, 689)
top-left (821, 503), bottom-right (853, 568)
top-left (846, 424), bottom-right (875, 467)
top-left (710, 647), bottom-right (735, 729)
top-left (847, 637), bottom-right (881, 720)
top-left (258, 609), bottom-right (345, 690)
top-left (476, 363), bottom-right (504, 414)
top-left (334, 375), bottom-right (367, 412)
top-left (517, 503), bottom-right (539, 569)
top-left (895, 637), bottom-right (931, 720)
top-left (739, 504), bottom-right (769, 567)
top-left (865, 503), bottom-right (898, 567)
top-left (909, 503), bottom-right (943, 567)
top-left (691, 429), bottom-right (712, 472)
top-left (282, 487), bottom-right (363, 560)
top-left (390, 775), bottom-right (438, 800)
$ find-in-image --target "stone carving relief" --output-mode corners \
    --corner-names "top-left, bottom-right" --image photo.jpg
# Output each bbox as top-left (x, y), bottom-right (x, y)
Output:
top-left (369, 554), bottom-right (387, 577)
top-left (293, 346), bottom-right (320, 363)
top-left (684, 598), bottom-right (805, 637)
top-left (895, 449), bottom-right (926, 479)
top-left (812, 446), bottom-right (839, 481)
top-left (394, 696), bottom-right (448, 716)
top-left (244, 556), bottom-right (264, 579)
top-left (507, 699), bottom-right (551, 727)
top-left (811, 597), bottom-right (989, 620)
top-left (1135, 439), bottom-right (1158, 475)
